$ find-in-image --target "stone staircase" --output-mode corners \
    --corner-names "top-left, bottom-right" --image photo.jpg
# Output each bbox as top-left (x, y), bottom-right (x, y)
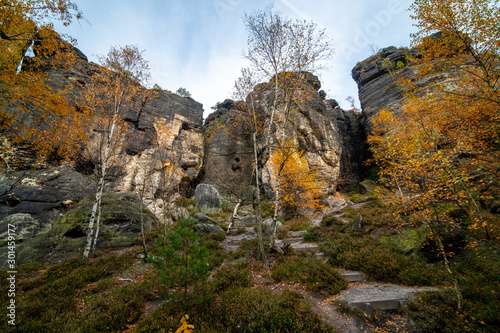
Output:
top-left (222, 226), bottom-right (436, 317)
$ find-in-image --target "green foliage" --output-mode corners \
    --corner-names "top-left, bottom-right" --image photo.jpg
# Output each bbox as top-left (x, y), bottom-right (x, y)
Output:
top-left (303, 227), bottom-right (319, 242)
top-left (272, 256), bottom-right (348, 295)
top-left (152, 83), bottom-right (162, 90)
top-left (0, 252), bottom-right (142, 332)
top-left (204, 239), bottom-right (225, 268)
top-left (212, 261), bottom-right (251, 292)
top-left (321, 214), bottom-right (344, 228)
top-left (210, 101), bottom-right (222, 111)
top-left (176, 87), bottom-right (192, 98)
top-left (320, 235), bottom-right (448, 286)
top-left (136, 286), bottom-right (333, 332)
top-left (396, 60), bottom-right (405, 69)
top-left (149, 218), bottom-right (210, 299)
top-left (408, 244), bottom-right (500, 332)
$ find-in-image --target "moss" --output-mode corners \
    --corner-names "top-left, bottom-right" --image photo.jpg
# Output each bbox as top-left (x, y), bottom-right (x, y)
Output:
top-left (380, 228), bottom-right (426, 254)
top-left (11, 192), bottom-right (155, 265)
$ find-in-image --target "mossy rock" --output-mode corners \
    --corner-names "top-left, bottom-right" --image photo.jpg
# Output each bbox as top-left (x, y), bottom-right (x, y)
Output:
top-left (380, 228), bottom-right (425, 254)
top-left (7, 192), bottom-right (155, 264)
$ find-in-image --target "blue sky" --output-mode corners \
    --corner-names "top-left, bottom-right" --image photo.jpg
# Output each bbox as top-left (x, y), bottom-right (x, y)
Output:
top-left (54, 0), bottom-right (416, 118)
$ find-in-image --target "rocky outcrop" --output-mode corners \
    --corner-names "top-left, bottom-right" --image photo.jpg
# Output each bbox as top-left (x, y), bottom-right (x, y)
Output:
top-left (203, 73), bottom-right (363, 200)
top-left (0, 34), bottom-right (205, 239)
top-left (352, 44), bottom-right (449, 135)
top-left (351, 46), bottom-right (414, 134)
top-left (202, 99), bottom-right (256, 199)
top-left (325, 102), bottom-right (368, 191)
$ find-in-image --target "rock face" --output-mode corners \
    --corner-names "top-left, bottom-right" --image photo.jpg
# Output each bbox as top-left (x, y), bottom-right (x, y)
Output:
top-left (352, 44), bottom-right (448, 135)
top-left (326, 103), bottom-right (368, 191)
top-left (203, 72), bottom-right (365, 199)
top-left (202, 99), bottom-right (256, 199)
top-left (0, 192), bottom-right (153, 265)
top-left (351, 46), bottom-right (413, 134)
top-left (0, 35), bottom-right (205, 239)
top-left (194, 184), bottom-right (221, 213)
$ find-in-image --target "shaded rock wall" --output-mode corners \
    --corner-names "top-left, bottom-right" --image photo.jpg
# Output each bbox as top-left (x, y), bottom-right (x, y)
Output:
top-left (0, 36), bottom-right (204, 234)
top-left (352, 45), bottom-right (448, 135)
top-left (202, 73), bottom-right (367, 199)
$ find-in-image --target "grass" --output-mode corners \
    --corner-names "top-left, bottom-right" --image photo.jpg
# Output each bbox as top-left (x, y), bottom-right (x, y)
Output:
top-left (134, 287), bottom-right (334, 332)
top-left (0, 250), bottom-right (144, 332)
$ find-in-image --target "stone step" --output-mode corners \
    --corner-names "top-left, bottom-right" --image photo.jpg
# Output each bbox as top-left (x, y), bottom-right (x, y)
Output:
top-left (337, 298), bottom-right (405, 316)
top-left (335, 283), bottom-right (439, 316)
top-left (287, 230), bottom-right (308, 238)
top-left (282, 237), bottom-right (304, 244)
top-left (315, 252), bottom-right (326, 259)
top-left (291, 242), bottom-right (319, 251)
top-left (338, 269), bottom-right (366, 283)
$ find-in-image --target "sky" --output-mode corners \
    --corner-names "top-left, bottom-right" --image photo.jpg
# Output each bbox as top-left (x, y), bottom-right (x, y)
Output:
top-left (53, 0), bottom-right (417, 118)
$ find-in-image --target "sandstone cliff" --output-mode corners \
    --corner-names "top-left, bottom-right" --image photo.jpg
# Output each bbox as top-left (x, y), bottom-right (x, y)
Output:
top-left (202, 72), bottom-right (367, 201)
top-left (0, 37), bottom-right (204, 243)
top-left (351, 44), bottom-right (448, 135)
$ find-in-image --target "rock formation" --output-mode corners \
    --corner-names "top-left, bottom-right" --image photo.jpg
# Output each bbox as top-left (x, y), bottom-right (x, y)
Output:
top-left (202, 72), bottom-right (367, 200)
top-left (352, 44), bottom-right (448, 135)
top-left (351, 46), bottom-right (415, 135)
top-left (0, 34), bottom-right (205, 259)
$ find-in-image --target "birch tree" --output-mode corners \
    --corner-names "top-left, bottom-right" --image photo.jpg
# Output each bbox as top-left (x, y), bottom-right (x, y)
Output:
top-left (243, 6), bottom-right (332, 248)
top-left (82, 45), bottom-right (150, 259)
top-left (232, 67), bottom-right (267, 262)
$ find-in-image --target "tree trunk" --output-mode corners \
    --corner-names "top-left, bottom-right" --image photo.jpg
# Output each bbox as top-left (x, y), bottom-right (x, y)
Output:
top-left (83, 96), bottom-right (121, 259)
top-left (253, 132), bottom-right (267, 263)
top-left (140, 200), bottom-right (148, 259)
top-left (270, 102), bottom-right (290, 249)
top-left (83, 176), bottom-right (104, 259)
top-left (91, 195), bottom-right (102, 251)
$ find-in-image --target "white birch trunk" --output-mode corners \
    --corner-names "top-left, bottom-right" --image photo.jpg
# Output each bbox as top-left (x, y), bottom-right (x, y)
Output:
top-left (83, 89), bottom-right (123, 259)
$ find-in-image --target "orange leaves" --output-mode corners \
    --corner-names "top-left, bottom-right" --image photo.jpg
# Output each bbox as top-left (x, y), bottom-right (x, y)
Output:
top-left (268, 141), bottom-right (325, 217)
top-left (0, 1), bottom-right (85, 165)
top-left (369, 0), bottom-right (499, 241)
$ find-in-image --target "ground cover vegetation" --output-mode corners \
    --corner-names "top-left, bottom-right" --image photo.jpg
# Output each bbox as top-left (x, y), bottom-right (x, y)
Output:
top-left (1, 0), bottom-right (499, 332)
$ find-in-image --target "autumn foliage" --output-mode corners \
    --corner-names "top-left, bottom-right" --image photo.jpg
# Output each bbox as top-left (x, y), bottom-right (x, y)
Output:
top-left (369, 0), bottom-right (500, 246)
top-left (268, 141), bottom-right (325, 218)
top-left (0, 1), bottom-right (85, 165)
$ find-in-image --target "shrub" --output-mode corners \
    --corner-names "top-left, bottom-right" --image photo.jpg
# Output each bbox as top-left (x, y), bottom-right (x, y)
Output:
top-left (321, 235), bottom-right (447, 286)
top-left (212, 261), bottom-right (251, 292)
top-left (149, 218), bottom-right (210, 300)
top-left (406, 290), bottom-right (498, 333)
top-left (135, 287), bottom-right (334, 332)
top-left (271, 256), bottom-right (348, 295)
top-left (303, 227), bottom-right (319, 242)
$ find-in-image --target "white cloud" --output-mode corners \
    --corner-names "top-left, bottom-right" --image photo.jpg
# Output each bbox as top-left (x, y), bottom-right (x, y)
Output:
top-left (54, 0), bottom-right (416, 117)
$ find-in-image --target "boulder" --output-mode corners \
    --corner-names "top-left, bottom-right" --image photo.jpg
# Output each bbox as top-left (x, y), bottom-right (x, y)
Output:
top-left (171, 206), bottom-right (189, 222)
top-left (235, 215), bottom-right (257, 227)
top-left (0, 192), bottom-right (154, 265)
top-left (359, 179), bottom-right (375, 194)
top-left (0, 213), bottom-right (41, 244)
top-left (193, 213), bottom-right (218, 224)
top-left (352, 216), bottom-right (363, 230)
top-left (195, 184), bottom-right (221, 213)
top-left (193, 223), bottom-right (224, 235)
top-left (263, 218), bottom-right (283, 236)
